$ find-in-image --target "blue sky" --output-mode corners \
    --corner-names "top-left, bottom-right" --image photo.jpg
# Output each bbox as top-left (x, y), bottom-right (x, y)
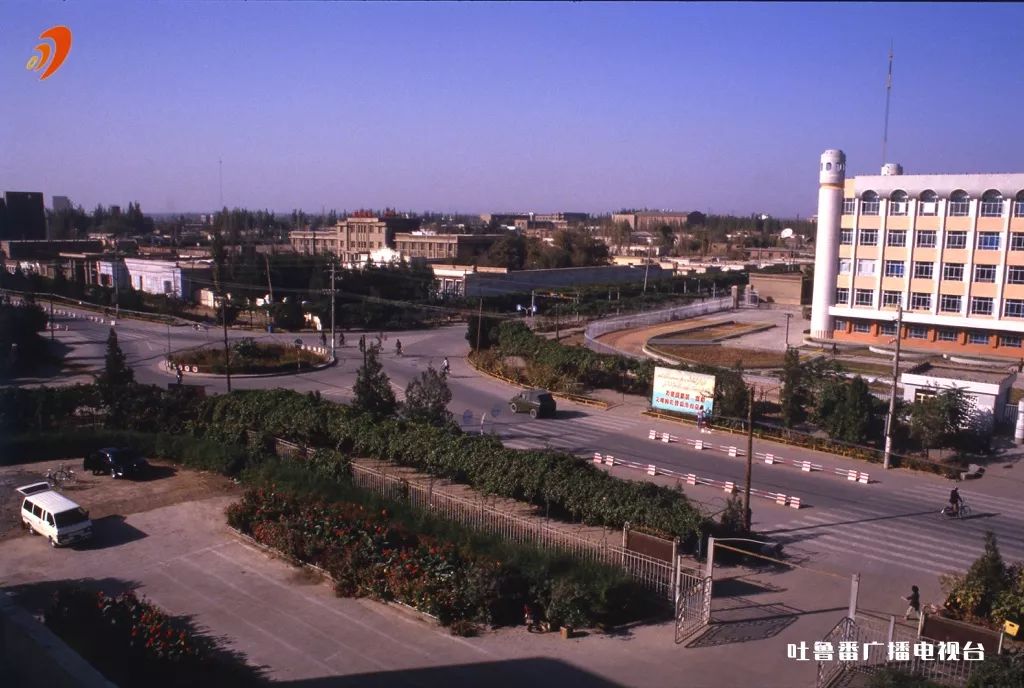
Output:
top-left (3, 2), bottom-right (1023, 217)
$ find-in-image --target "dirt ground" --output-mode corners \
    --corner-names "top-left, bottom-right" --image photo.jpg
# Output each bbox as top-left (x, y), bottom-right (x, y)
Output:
top-left (0, 457), bottom-right (241, 543)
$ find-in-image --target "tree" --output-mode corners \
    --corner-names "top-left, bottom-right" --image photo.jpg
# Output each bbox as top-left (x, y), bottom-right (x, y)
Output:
top-left (271, 299), bottom-right (305, 331)
top-left (402, 366), bottom-right (453, 426)
top-left (466, 314), bottom-right (502, 351)
top-left (779, 348), bottom-right (807, 427)
top-left (97, 327), bottom-right (134, 389)
top-left (813, 375), bottom-right (876, 444)
top-left (713, 366), bottom-right (749, 420)
top-left (352, 346), bottom-right (396, 417)
top-left (908, 388), bottom-right (971, 457)
top-left (943, 531), bottom-right (1007, 623)
top-left (655, 224), bottom-right (676, 254)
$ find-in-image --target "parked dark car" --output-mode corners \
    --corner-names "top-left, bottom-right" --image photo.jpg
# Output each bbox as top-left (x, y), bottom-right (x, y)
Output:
top-left (83, 448), bottom-right (149, 479)
top-left (508, 389), bottom-right (557, 419)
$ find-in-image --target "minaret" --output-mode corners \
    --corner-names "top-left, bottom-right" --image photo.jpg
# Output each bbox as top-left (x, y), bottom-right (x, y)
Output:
top-left (810, 149), bottom-right (846, 339)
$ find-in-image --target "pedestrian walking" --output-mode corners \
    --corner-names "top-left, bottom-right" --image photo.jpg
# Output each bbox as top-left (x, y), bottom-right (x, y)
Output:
top-left (696, 409), bottom-right (705, 433)
top-left (904, 585), bottom-right (920, 621)
top-left (321, 331), bottom-right (327, 347)
top-left (176, 367), bottom-right (183, 385)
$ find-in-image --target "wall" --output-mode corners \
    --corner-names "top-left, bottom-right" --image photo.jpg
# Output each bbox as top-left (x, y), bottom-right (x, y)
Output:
top-left (748, 273), bottom-right (806, 305)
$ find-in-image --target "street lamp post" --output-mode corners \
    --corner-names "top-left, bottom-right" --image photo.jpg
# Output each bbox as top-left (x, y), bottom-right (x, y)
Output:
top-left (784, 312), bottom-right (792, 349)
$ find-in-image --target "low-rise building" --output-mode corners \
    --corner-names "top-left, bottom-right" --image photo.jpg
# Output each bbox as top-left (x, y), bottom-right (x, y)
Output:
top-left (612, 211), bottom-right (690, 232)
top-left (465, 264), bottom-right (669, 297)
top-left (394, 233), bottom-right (503, 262)
top-left (900, 363), bottom-right (1014, 431)
top-left (122, 257), bottom-right (212, 300)
top-left (288, 214), bottom-right (421, 262)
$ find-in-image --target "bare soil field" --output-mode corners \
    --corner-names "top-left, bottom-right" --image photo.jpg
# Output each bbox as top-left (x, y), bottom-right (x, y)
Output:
top-left (652, 320), bottom-right (768, 341)
top-left (0, 457), bottom-right (240, 543)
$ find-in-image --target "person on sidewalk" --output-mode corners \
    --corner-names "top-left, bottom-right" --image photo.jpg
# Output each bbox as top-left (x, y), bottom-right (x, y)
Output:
top-left (904, 585), bottom-right (920, 621)
top-left (696, 409), bottom-right (705, 433)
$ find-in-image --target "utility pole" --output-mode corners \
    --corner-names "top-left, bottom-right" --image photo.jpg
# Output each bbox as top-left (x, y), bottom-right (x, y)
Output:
top-left (221, 296), bottom-right (232, 393)
top-left (475, 297), bottom-right (483, 350)
top-left (263, 253), bottom-right (274, 328)
top-left (883, 304), bottom-right (904, 470)
top-left (643, 243), bottom-right (652, 294)
top-left (49, 293), bottom-right (54, 341)
top-left (744, 386), bottom-right (754, 532)
top-left (784, 312), bottom-right (792, 349)
top-left (330, 262), bottom-right (336, 360)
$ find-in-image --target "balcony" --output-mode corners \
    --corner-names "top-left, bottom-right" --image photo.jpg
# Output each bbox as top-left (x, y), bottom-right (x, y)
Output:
top-left (948, 201), bottom-right (970, 217)
top-left (1015, 202), bottom-right (1024, 218)
top-left (860, 201), bottom-right (880, 216)
top-left (980, 201), bottom-right (1005, 218)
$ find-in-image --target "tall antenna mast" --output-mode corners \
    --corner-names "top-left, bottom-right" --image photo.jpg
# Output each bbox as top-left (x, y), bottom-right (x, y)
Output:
top-left (218, 158), bottom-right (224, 209)
top-left (881, 43), bottom-right (894, 166)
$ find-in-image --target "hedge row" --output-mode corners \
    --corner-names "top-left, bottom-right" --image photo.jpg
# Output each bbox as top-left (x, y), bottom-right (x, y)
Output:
top-left (227, 487), bottom-right (642, 631)
top-left (193, 391), bottom-right (709, 543)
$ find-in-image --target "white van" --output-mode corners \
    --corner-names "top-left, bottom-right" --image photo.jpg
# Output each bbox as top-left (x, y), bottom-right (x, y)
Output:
top-left (17, 482), bottom-right (93, 547)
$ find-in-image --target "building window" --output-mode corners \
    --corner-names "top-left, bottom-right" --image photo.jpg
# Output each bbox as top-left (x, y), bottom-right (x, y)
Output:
top-left (1005, 299), bottom-right (1024, 318)
top-left (977, 232), bottom-right (1000, 251)
top-left (908, 326), bottom-right (928, 339)
top-left (967, 332), bottom-right (989, 345)
top-left (853, 322), bottom-right (871, 333)
top-left (859, 229), bottom-right (878, 246)
top-left (1016, 191), bottom-right (1024, 218)
top-left (942, 263), bottom-right (964, 281)
top-left (840, 230), bottom-right (853, 245)
top-left (842, 199), bottom-right (856, 214)
top-left (970, 297), bottom-right (994, 315)
top-left (949, 190), bottom-right (970, 217)
top-left (835, 288), bottom-right (850, 304)
top-left (1000, 335), bottom-right (1022, 348)
top-left (974, 264), bottom-right (997, 283)
top-left (879, 322), bottom-right (898, 336)
top-left (833, 319), bottom-right (847, 331)
top-left (937, 329), bottom-right (957, 342)
top-left (939, 294), bottom-right (962, 313)
top-left (916, 231), bottom-right (937, 248)
top-left (1011, 234), bottom-right (1024, 251)
top-left (912, 261), bottom-right (933, 279)
top-left (980, 190), bottom-right (1004, 217)
top-left (888, 190), bottom-right (908, 216)
top-left (839, 258), bottom-right (852, 274)
top-left (881, 291), bottom-right (901, 308)
top-left (918, 190), bottom-right (938, 216)
top-left (887, 230), bottom-right (906, 247)
top-left (857, 259), bottom-right (876, 276)
top-left (884, 260), bottom-right (905, 277)
top-left (945, 231), bottom-right (967, 249)
top-left (910, 292), bottom-right (931, 310)
top-left (854, 289), bottom-right (873, 306)
top-left (860, 191), bottom-right (880, 216)
top-left (1008, 266), bottom-right (1024, 284)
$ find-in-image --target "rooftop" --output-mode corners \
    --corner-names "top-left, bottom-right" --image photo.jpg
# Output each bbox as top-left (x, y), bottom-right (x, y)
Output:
top-left (905, 363), bottom-right (1012, 385)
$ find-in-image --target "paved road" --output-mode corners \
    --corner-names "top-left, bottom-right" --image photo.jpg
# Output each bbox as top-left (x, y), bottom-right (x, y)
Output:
top-left (24, 307), bottom-right (1024, 587)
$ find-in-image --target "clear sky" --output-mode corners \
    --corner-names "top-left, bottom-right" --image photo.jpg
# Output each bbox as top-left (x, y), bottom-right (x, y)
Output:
top-left (3, 2), bottom-right (1023, 218)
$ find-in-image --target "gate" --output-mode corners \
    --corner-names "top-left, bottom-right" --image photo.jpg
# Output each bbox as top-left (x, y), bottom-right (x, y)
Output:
top-left (674, 560), bottom-right (712, 643)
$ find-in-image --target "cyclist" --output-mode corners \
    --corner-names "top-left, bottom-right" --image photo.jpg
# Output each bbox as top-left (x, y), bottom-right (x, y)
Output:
top-left (395, 339), bottom-right (403, 356)
top-left (949, 487), bottom-right (963, 517)
top-left (441, 357), bottom-right (450, 376)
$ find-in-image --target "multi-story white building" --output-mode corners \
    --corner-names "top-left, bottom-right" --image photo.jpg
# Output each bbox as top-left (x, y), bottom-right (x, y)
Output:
top-left (121, 257), bottom-right (212, 301)
top-left (811, 150), bottom-right (1024, 360)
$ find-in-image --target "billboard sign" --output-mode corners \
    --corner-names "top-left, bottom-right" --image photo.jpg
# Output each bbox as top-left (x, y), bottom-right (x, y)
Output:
top-left (651, 367), bottom-right (715, 416)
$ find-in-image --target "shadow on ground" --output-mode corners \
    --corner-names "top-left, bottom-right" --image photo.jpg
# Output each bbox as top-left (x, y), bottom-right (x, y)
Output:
top-left (276, 658), bottom-right (625, 688)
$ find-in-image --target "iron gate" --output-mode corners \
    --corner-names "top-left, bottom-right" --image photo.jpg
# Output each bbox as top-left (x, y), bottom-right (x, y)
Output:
top-left (675, 561), bottom-right (712, 643)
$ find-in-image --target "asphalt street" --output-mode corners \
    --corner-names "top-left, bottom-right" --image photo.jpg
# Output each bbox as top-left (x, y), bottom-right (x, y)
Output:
top-left (28, 306), bottom-right (1024, 588)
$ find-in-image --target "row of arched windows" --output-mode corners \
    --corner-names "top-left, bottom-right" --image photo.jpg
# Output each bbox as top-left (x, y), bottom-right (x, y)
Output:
top-left (855, 189), bottom-right (1024, 218)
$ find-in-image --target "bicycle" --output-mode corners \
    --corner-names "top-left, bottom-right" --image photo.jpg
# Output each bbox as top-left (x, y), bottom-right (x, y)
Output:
top-left (940, 501), bottom-right (971, 519)
top-left (45, 463), bottom-right (76, 489)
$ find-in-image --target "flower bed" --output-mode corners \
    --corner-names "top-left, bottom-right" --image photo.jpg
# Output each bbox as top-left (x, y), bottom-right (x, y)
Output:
top-left (226, 487), bottom-right (643, 633)
top-left (44, 587), bottom-right (260, 687)
top-left (170, 339), bottom-right (326, 375)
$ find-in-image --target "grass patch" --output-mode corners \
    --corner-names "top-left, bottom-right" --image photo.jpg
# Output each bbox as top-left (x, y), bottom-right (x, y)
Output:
top-left (648, 344), bottom-right (787, 368)
top-left (170, 341), bottom-right (324, 375)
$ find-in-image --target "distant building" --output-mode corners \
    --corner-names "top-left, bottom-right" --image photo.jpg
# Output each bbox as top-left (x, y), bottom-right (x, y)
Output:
top-left (122, 257), bottom-right (212, 300)
top-left (1, 191), bottom-right (46, 241)
top-left (52, 196), bottom-right (72, 212)
top-left (393, 233), bottom-right (503, 262)
top-left (612, 211), bottom-right (690, 232)
top-left (288, 214), bottom-right (421, 262)
top-left (465, 264), bottom-right (669, 297)
top-left (900, 363), bottom-right (1013, 431)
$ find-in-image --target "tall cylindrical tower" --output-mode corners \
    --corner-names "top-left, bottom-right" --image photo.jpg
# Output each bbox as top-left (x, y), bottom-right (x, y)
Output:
top-left (810, 149), bottom-right (846, 339)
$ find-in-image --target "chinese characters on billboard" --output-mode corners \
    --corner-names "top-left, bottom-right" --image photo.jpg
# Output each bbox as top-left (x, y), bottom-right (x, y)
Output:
top-left (651, 367), bottom-right (715, 416)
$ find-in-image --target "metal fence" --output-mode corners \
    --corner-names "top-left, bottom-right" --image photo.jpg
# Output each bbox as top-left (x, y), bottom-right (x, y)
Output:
top-left (349, 461), bottom-right (678, 600)
top-left (1003, 403), bottom-right (1018, 423)
top-left (816, 614), bottom-right (976, 688)
top-left (584, 297), bottom-right (735, 357)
